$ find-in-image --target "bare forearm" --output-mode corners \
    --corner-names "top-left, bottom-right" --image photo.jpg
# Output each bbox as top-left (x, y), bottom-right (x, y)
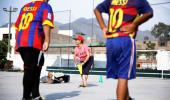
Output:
top-left (43, 25), bottom-right (51, 43)
top-left (94, 9), bottom-right (107, 30)
top-left (83, 52), bottom-right (90, 64)
top-left (42, 25), bottom-right (51, 51)
top-left (133, 12), bottom-right (153, 27)
top-left (73, 55), bottom-right (77, 63)
top-left (120, 12), bottom-right (153, 34)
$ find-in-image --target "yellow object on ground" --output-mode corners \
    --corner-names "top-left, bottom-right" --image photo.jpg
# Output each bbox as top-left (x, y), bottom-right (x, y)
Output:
top-left (77, 64), bottom-right (82, 75)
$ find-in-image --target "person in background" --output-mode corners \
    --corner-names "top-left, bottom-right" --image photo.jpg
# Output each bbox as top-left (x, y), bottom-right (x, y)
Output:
top-left (40, 72), bottom-right (70, 84)
top-left (74, 35), bottom-right (94, 87)
top-left (15, 0), bottom-right (54, 99)
top-left (94, 0), bottom-right (153, 99)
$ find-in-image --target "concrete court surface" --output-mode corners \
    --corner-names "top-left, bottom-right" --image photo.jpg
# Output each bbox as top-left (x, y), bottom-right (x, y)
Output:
top-left (0, 71), bottom-right (170, 100)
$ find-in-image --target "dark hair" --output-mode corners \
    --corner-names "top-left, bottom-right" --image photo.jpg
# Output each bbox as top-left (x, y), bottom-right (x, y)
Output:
top-left (80, 40), bottom-right (84, 44)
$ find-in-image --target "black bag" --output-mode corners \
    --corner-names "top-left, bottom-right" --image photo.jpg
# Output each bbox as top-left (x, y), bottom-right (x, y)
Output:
top-left (63, 75), bottom-right (70, 83)
top-left (54, 75), bottom-right (70, 83)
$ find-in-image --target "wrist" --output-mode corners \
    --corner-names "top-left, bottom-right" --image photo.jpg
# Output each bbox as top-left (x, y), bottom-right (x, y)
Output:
top-left (102, 27), bottom-right (107, 30)
top-left (44, 41), bottom-right (49, 44)
top-left (82, 62), bottom-right (85, 65)
top-left (102, 27), bottom-right (108, 34)
top-left (132, 22), bottom-right (139, 27)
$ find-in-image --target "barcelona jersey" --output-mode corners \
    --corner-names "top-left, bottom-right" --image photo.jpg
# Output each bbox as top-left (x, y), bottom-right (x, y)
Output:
top-left (96, 0), bottom-right (153, 38)
top-left (15, 0), bottom-right (54, 51)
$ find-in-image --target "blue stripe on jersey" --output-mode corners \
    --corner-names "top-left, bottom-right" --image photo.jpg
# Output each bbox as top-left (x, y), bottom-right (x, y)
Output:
top-left (36, 3), bottom-right (45, 37)
top-left (18, 3), bottom-right (32, 47)
top-left (38, 22), bottom-right (41, 37)
top-left (28, 2), bottom-right (36, 47)
top-left (17, 30), bottom-right (23, 47)
top-left (123, 14), bottom-right (136, 22)
top-left (28, 2), bottom-right (44, 46)
top-left (28, 23), bottom-right (36, 46)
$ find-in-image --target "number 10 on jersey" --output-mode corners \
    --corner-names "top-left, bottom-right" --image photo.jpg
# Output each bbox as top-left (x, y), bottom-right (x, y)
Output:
top-left (108, 8), bottom-right (123, 33)
top-left (19, 13), bottom-right (33, 31)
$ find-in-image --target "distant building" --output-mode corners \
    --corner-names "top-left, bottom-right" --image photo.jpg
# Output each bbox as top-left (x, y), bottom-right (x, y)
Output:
top-left (50, 29), bottom-right (73, 44)
top-left (48, 28), bottom-right (74, 54)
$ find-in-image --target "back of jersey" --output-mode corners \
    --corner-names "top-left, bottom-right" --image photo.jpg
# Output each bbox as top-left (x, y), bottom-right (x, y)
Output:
top-left (15, 1), bottom-right (54, 51)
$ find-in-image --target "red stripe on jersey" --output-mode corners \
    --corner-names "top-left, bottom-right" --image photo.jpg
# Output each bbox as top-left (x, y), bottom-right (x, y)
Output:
top-left (33, 22), bottom-right (42, 50)
top-left (19, 3), bottom-right (32, 47)
top-left (110, 6), bottom-right (137, 15)
top-left (20, 25), bottom-right (30, 47)
top-left (123, 7), bottom-right (137, 15)
top-left (43, 9), bottom-right (48, 21)
top-left (32, 2), bottom-right (43, 49)
top-left (106, 32), bottom-right (135, 38)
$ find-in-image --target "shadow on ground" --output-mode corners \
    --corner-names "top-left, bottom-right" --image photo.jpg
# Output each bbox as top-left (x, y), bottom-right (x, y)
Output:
top-left (86, 83), bottom-right (98, 87)
top-left (45, 91), bottom-right (81, 100)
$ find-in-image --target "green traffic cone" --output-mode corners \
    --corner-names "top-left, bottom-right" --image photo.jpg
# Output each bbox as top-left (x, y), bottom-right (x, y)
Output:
top-left (98, 75), bottom-right (103, 83)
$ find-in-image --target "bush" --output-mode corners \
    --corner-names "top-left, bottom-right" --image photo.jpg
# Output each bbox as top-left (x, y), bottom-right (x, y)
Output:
top-left (4, 60), bottom-right (13, 70)
top-left (0, 40), bottom-right (8, 69)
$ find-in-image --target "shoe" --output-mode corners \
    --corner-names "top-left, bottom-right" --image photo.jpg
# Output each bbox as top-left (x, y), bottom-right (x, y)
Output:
top-left (33, 96), bottom-right (45, 100)
top-left (83, 83), bottom-right (87, 87)
top-left (82, 85), bottom-right (87, 87)
top-left (79, 84), bottom-right (84, 87)
top-left (129, 97), bottom-right (133, 100)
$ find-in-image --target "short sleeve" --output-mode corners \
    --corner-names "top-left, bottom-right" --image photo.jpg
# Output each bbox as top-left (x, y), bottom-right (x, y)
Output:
top-left (95, 0), bottom-right (110, 14)
top-left (42, 3), bottom-right (54, 28)
top-left (83, 45), bottom-right (90, 53)
top-left (137, 0), bottom-right (153, 14)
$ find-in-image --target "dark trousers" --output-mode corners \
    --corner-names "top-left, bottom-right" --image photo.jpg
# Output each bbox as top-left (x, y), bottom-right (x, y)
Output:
top-left (19, 47), bottom-right (44, 99)
top-left (82, 56), bottom-right (94, 75)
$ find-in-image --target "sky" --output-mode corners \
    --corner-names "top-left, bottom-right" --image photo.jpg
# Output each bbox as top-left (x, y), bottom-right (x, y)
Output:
top-left (0, 0), bottom-right (170, 31)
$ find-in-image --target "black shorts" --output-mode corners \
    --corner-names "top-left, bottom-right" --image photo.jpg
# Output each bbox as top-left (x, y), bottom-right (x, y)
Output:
top-left (18, 47), bottom-right (44, 67)
top-left (82, 56), bottom-right (94, 75)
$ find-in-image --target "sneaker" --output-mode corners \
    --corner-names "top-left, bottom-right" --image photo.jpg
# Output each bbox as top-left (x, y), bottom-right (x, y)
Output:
top-left (82, 84), bottom-right (87, 87)
top-left (129, 97), bottom-right (134, 100)
top-left (82, 85), bottom-right (87, 87)
top-left (33, 96), bottom-right (45, 100)
top-left (79, 84), bottom-right (84, 87)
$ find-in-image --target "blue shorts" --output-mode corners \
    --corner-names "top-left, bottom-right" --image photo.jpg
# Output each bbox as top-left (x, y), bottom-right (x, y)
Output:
top-left (106, 37), bottom-right (136, 80)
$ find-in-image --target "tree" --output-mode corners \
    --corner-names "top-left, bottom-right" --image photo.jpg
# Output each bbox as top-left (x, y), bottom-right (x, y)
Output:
top-left (0, 40), bottom-right (8, 69)
top-left (145, 41), bottom-right (156, 50)
top-left (99, 41), bottom-right (105, 46)
top-left (151, 22), bottom-right (170, 42)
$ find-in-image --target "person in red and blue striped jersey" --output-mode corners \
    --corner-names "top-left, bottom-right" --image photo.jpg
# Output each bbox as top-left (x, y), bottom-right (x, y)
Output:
top-left (15, 0), bottom-right (54, 99)
top-left (94, 0), bottom-right (153, 100)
